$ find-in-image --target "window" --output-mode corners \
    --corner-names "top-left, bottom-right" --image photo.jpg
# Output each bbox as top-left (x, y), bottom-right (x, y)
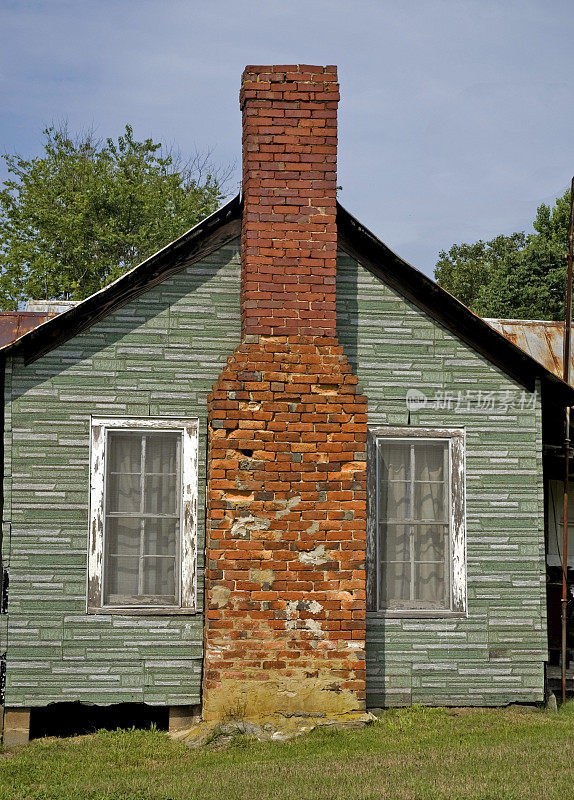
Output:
top-left (367, 427), bottom-right (466, 615)
top-left (88, 418), bottom-right (198, 613)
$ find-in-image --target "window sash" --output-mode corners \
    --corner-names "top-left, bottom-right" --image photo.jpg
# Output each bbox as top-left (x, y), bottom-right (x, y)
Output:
top-left (88, 417), bottom-right (198, 613)
top-left (367, 427), bottom-right (466, 615)
top-left (103, 431), bottom-right (182, 606)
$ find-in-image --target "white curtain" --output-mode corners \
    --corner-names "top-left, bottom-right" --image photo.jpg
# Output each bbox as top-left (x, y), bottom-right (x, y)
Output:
top-left (104, 431), bottom-right (179, 603)
top-left (378, 439), bottom-right (449, 609)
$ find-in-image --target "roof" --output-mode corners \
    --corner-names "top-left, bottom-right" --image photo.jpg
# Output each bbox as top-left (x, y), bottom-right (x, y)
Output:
top-left (336, 206), bottom-right (574, 405)
top-left (485, 319), bottom-right (572, 385)
top-left (25, 300), bottom-right (78, 314)
top-left (0, 194), bottom-right (242, 362)
top-left (0, 311), bottom-right (56, 347)
top-left (1, 193), bottom-right (573, 405)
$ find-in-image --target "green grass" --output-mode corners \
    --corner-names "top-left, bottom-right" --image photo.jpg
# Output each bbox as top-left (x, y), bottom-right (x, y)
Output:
top-left (1, 703), bottom-right (573, 800)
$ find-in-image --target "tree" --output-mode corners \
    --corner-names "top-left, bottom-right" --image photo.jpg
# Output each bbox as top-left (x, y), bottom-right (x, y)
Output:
top-left (0, 125), bottom-right (230, 309)
top-left (435, 189), bottom-right (571, 320)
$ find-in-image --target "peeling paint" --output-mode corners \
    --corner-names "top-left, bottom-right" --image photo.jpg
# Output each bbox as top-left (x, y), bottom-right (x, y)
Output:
top-left (230, 515), bottom-right (270, 540)
top-left (249, 568), bottom-right (275, 588)
top-left (211, 585), bottom-right (231, 608)
top-left (299, 544), bottom-right (331, 566)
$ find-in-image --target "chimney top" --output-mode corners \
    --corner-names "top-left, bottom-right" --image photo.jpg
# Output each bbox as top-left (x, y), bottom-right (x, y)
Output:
top-left (240, 64), bottom-right (339, 339)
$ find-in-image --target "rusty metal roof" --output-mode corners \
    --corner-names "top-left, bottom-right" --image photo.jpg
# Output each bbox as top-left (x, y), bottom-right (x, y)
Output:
top-left (0, 311), bottom-right (56, 348)
top-left (484, 319), bottom-right (573, 385)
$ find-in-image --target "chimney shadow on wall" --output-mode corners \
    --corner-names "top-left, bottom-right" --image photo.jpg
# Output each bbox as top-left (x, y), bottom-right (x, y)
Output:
top-left (336, 248), bottom-right (360, 374)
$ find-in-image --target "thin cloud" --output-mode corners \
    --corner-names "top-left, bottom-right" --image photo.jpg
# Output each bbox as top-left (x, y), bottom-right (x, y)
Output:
top-left (2, 0), bottom-right (574, 275)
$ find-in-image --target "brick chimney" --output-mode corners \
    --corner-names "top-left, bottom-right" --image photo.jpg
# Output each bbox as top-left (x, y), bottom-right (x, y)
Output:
top-left (240, 65), bottom-right (338, 338)
top-left (203, 66), bottom-right (367, 722)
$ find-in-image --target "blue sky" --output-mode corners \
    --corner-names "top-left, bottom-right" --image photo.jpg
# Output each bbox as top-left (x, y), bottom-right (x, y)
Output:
top-left (2, 0), bottom-right (574, 276)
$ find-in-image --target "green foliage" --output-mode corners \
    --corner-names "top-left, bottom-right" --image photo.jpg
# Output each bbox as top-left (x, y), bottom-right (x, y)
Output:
top-left (0, 125), bottom-right (227, 310)
top-left (435, 189), bottom-right (572, 320)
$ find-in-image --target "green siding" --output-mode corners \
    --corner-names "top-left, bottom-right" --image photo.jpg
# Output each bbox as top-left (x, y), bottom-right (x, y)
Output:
top-left (2, 240), bottom-right (241, 707)
top-left (336, 249), bottom-right (547, 706)
top-left (0, 234), bottom-right (548, 710)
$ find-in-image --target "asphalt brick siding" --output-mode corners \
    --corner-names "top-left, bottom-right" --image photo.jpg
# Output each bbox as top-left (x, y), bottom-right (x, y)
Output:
top-left (336, 248), bottom-right (547, 706)
top-left (2, 241), bottom-right (241, 707)
top-left (0, 239), bottom-right (547, 708)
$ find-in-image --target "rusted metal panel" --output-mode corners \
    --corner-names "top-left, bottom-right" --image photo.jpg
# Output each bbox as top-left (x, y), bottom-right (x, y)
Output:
top-left (485, 319), bottom-right (574, 385)
top-left (0, 312), bottom-right (55, 348)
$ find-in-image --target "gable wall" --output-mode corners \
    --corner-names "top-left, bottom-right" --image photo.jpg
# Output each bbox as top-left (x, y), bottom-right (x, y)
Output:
top-left (0, 235), bottom-right (548, 710)
top-left (336, 248), bottom-right (547, 706)
top-left (2, 240), bottom-right (241, 707)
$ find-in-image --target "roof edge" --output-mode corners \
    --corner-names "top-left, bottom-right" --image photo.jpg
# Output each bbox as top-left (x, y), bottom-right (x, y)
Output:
top-left (2, 194), bottom-right (242, 363)
top-left (4, 194), bottom-right (573, 406)
top-left (336, 201), bottom-right (574, 405)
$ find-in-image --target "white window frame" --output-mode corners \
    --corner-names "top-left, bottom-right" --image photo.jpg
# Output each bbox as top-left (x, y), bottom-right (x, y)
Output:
top-left (87, 417), bottom-right (199, 614)
top-left (367, 426), bottom-right (467, 617)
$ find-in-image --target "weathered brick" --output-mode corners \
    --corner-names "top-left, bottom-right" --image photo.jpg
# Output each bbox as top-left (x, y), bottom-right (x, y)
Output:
top-left (203, 66), bottom-right (367, 722)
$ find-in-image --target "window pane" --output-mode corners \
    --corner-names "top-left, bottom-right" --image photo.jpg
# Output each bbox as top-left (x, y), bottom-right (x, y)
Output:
top-left (143, 557), bottom-right (176, 598)
top-left (146, 433), bottom-right (179, 474)
top-left (144, 519), bottom-right (178, 556)
top-left (378, 441), bottom-right (410, 481)
top-left (108, 433), bottom-right (142, 473)
top-left (107, 473), bottom-right (141, 513)
top-left (106, 517), bottom-right (140, 557)
top-left (145, 475), bottom-right (177, 515)
top-left (106, 555), bottom-right (139, 598)
top-left (414, 562), bottom-right (447, 607)
top-left (380, 480), bottom-right (409, 521)
top-left (380, 523), bottom-right (410, 562)
top-left (414, 481), bottom-right (446, 522)
top-left (144, 434), bottom-right (179, 515)
top-left (413, 440), bottom-right (447, 522)
top-left (414, 441), bottom-right (446, 482)
top-left (380, 562), bottom-right (410, 607)
top-left (414, 524), bottom-right (448, 562)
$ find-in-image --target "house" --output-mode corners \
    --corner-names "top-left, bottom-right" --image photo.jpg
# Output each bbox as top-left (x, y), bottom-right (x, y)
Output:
top-left (484, 318), bottom-right (574, 671)
top-left (1, 64), bottom-right (572, 746)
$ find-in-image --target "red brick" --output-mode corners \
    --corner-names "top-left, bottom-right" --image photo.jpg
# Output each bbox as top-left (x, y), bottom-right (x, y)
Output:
top-left (204, 66), bottom-right (367, 718)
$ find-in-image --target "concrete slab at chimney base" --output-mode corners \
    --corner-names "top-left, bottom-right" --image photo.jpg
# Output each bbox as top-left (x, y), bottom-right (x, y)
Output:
top-left (202, 669), bottom-right (365, 724)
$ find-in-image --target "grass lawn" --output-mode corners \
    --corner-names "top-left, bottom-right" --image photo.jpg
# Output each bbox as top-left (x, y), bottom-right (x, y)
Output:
top-left (0, 703), bottom-right (573, 800)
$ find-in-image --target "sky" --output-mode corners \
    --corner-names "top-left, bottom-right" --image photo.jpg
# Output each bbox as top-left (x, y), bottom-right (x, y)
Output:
top-left (2, 0), bottom-right (574, 277)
